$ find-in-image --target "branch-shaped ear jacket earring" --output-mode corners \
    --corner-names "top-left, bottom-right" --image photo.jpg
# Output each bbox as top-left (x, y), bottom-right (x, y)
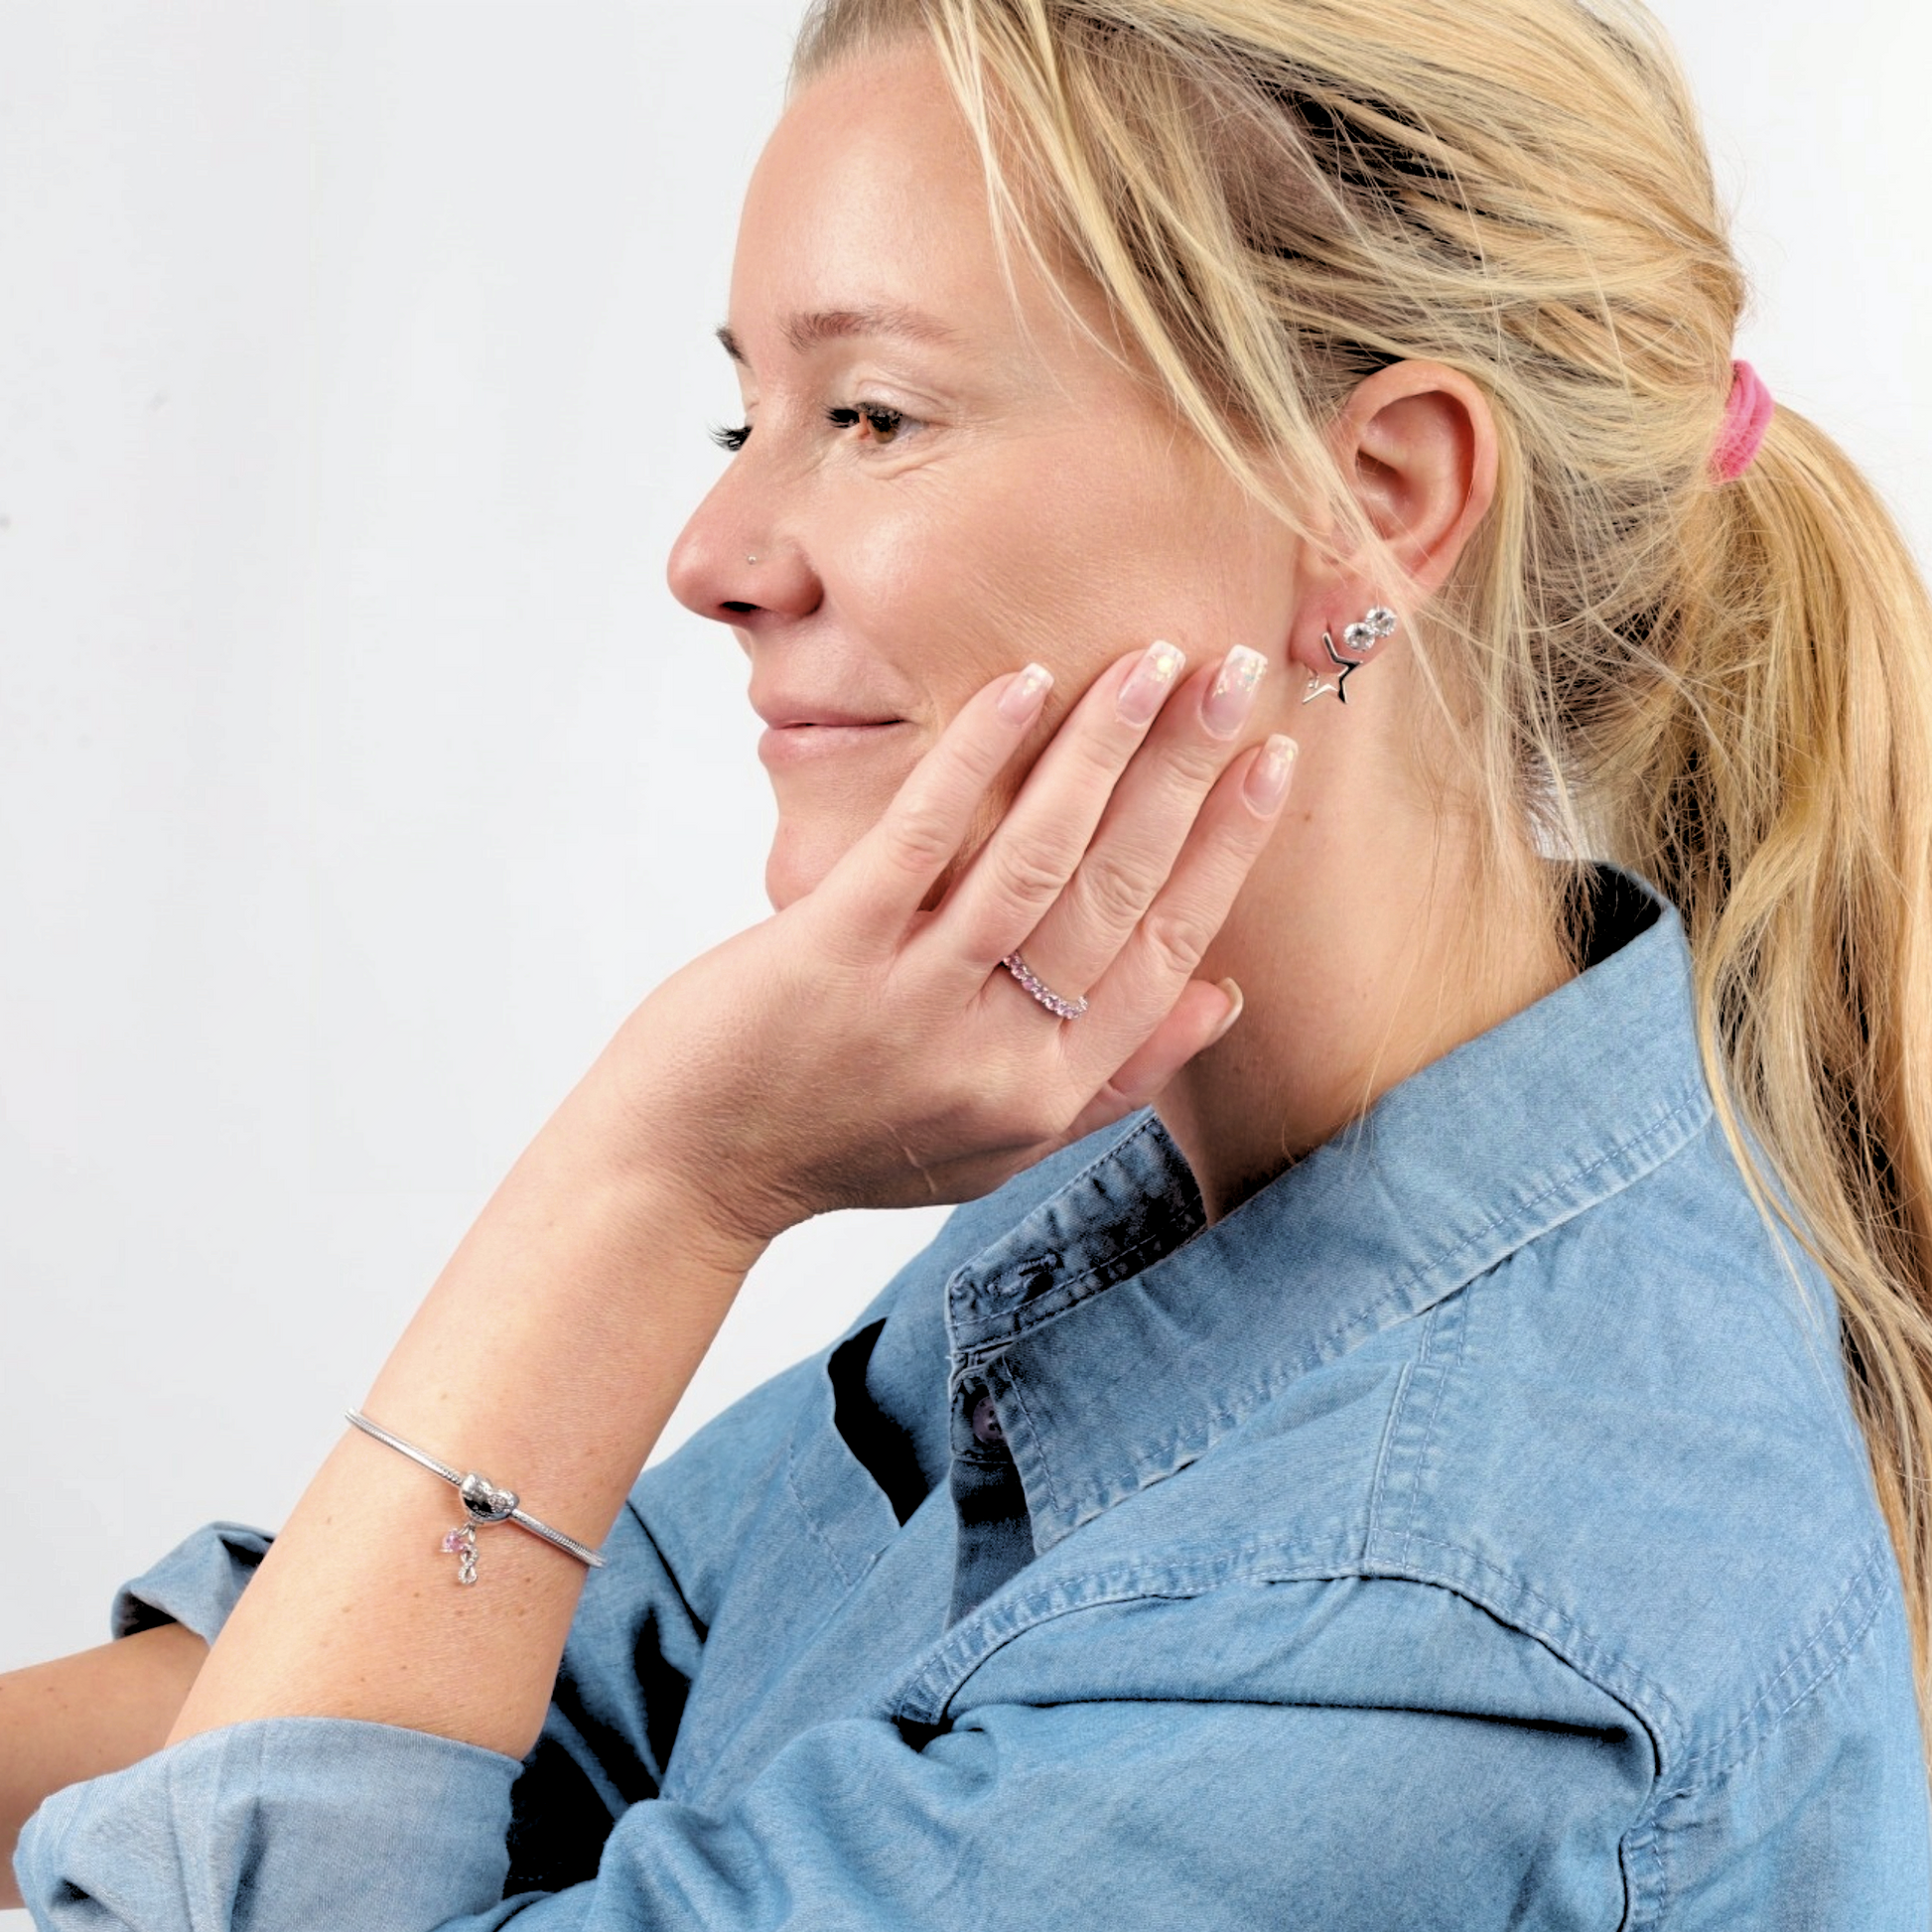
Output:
top-left (1302, 605), bottom-right (1398, 706)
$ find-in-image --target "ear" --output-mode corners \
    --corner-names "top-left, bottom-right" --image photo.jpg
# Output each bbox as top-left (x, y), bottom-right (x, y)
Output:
top-left (1281, 362), bottom-right (1498, 708)
top-left (1327, 359), bottom-right (1498, 598)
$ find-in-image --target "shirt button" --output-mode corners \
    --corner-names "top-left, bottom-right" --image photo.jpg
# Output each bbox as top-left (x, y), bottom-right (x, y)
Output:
top-left (969, 1387), bottom-right (1006, 1448)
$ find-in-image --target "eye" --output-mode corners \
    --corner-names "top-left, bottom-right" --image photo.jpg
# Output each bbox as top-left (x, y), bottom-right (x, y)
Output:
top-left (826, 402), bottom-right (908, 446)
top-left (710, 422), bottom-right (751, 453)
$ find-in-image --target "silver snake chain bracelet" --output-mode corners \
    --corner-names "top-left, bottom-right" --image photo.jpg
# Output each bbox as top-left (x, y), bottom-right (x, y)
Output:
top-left (344, 1409), bottom-right (609, 1586)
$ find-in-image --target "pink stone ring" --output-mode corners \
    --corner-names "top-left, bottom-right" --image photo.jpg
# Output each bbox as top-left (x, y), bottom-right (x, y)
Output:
top-left (1001, 950), bottom-right (1089, 1021)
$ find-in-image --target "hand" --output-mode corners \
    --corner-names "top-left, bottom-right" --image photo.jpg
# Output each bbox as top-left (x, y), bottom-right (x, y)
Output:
top-left (579, 641), bottom-right (1298, 1249)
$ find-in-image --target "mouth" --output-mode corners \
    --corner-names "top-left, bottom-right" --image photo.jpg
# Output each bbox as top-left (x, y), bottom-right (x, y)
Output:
top-left (756, 720), bottom-right (910, 767)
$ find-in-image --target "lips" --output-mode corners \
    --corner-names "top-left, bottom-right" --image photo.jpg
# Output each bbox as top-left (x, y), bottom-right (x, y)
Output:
top-left (751, 700), bottom-right (900, 730)
top-left (755, 715), bottom-right (909, 768)
top-left (750, 685), bottom-right (907, 768)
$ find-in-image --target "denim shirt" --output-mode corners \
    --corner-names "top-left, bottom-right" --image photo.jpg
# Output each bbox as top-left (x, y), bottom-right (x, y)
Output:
top-left (18, 863), bottom-right (1931, 1929)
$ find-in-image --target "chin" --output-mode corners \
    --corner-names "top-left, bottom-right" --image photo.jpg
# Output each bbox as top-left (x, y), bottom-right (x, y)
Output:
top-left (761, 784), bottom-right (995, 914)
top-left (763, 815), bottom-right (860, 911)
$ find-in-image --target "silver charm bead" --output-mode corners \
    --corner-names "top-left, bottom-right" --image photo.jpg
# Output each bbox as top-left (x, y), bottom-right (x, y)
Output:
top-left (343, 1408), bottom-right (609, 1580)
top-left (460, 1471), bottom-right (520, 1524)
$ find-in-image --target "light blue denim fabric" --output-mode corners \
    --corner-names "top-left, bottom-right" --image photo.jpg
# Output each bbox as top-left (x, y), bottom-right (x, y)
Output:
top-left (18, 863), bottom-right (1930, 1928)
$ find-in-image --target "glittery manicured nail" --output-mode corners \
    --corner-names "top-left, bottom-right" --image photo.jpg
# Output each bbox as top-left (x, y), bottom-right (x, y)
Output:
top-left (1244, 734), bottom-right (1299, 813)
top-left (1201, 645), bottom-right (1269, 738)
top-left (999, 662), bottom-right (1054, 724)
top-left (1117, 639), bottom-right (1186, 727)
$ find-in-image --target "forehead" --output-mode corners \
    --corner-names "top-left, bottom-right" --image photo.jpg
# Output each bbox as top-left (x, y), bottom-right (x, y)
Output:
top-left (728, 42), bottom-right (1067, 363)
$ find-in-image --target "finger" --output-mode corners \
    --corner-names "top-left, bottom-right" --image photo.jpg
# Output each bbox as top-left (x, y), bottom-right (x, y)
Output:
top-left (926, 638), bottom-right (1196, 978)
top-left (992, 644), bottom-right (1272, 1001)
top-left (1065, 734), bottom-right (1298, 1078)
top-left (1057, 977), bottom-right (1244, 1142)
top-left (822, 662), bottom-right (1054, 946)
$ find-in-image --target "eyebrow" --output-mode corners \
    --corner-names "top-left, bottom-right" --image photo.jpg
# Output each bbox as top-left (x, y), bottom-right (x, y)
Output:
top-left (715, 304), bottom-right (959, 364)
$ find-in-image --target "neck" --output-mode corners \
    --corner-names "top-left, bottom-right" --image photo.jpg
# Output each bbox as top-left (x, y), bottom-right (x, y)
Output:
top-left (1155, 747), bottom-right (1575, 1227)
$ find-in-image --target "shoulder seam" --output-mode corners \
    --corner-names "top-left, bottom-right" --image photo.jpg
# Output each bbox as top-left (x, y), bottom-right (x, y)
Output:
top-left (1397, 1291), bottom-right (1471, 1570)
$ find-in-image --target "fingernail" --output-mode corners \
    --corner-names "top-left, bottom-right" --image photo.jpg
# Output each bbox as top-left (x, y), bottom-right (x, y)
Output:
top-left (999, 662), bottom-right (1054, 724)
top-left (1116, 639), bottom-right (1186, 727)
top-left (1208, 977), bottom-right (1245, 1045)
top-left (1243, 734), bottom-right (1299, 813)
top-left (1201, 645), bottom-right (1269, 738)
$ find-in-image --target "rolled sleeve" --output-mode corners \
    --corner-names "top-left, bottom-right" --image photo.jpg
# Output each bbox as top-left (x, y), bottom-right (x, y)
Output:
top-left (35, 1498), bottom-right (712, 1918)
top-left (109, 1522), bottom-right (273, 1645)
top-left (16, 1718), bottom-right (520, 1931)
top-left (27, 1358), bottom-right (812, 1928)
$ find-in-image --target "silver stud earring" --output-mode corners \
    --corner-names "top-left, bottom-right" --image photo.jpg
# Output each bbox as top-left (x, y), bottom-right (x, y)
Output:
top-left (1302, 605), bottom-right (1397, 706)
top-left (747, 554), bottom-right (759, 565)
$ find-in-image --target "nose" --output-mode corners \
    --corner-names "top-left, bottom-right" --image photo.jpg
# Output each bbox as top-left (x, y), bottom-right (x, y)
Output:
top-left (667, 469), bottom-right (819, 628)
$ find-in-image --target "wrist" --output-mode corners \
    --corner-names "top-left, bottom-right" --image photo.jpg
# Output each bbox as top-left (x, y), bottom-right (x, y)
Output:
top-left (556, 1030), bottom-right (795, 1267)
top-left (470, 1108), bottom-right (773, 1324)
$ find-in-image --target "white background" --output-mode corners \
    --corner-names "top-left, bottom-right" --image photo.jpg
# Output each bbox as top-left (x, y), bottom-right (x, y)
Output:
top-left (1, 0), bottom-right (1926, 1883)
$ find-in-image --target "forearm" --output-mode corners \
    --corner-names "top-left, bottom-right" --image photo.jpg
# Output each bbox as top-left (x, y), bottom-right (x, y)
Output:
top-left (0, 1621), bottom-right (209, 1909)
top-left (165, 1091), bottom-right (765, 1763)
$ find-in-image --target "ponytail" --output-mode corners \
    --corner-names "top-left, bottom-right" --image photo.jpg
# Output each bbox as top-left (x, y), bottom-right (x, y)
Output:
top-left (1617, 407), bottom-right (1932, 1748)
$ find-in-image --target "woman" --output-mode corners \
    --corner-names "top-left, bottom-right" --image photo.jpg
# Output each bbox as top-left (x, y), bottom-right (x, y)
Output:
top-left (8, 0), bottom-right (1932, 1922)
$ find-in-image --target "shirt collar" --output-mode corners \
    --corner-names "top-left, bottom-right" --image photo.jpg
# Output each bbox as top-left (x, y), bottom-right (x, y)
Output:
top-left (941, 862), bottom-right (1716, 1554)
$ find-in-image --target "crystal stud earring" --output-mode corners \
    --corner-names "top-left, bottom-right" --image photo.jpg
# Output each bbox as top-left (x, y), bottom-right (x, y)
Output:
top-left (1303, 605), bottom-right (1398, 705)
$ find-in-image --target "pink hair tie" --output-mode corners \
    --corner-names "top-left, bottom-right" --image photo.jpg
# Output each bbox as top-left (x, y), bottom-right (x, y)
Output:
top-left (1713, 358), bottom-right (1775, 483)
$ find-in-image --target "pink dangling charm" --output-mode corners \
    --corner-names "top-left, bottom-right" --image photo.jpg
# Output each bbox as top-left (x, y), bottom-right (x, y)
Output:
top-left (441, 1523), bottom-right (480, 1586)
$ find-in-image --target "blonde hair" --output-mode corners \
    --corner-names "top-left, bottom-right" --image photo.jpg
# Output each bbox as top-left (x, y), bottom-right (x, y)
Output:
top-left (793, 0), bottom-right (1932, 1770)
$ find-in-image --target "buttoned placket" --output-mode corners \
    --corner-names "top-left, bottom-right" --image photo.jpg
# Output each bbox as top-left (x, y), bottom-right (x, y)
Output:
top-left (968, 1385), bottom-right (1005, 1448)
top-left (934, 1128), bottom-right (1209, 1629)
top-left (944, 1356), bottom-right (1033, 1627)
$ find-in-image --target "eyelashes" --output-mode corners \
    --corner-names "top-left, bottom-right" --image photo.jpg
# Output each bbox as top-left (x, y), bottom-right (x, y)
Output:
top-left (825, 403), bottom-right (905, 445)
top-left (707, 403), bottom-right (910, 455)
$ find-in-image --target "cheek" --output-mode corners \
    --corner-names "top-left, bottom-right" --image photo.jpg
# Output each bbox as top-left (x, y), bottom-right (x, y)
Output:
top-left (834, 453), bottom-right (1145, 700)
top-left (758, 439), bottom-right (1274, 910)
top-left (836, 493), bottom-right (1035, 705)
